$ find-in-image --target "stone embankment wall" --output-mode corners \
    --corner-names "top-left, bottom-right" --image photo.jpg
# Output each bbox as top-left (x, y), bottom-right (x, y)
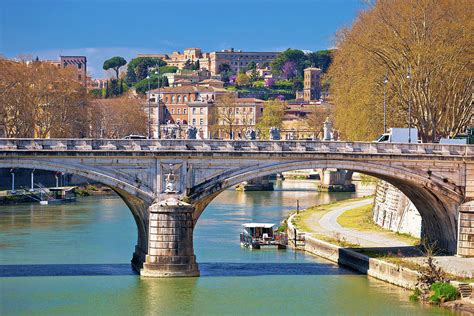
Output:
top-left (458, 202), bottom-right (474, 257)
top-left (287, 213), bottom-right (419, 289)
top-left (372, 181), bottom-right (421, 238)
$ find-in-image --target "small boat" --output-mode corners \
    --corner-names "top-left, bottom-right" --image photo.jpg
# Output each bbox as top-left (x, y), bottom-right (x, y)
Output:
top-left (240, 223), bottom-right (287, 249)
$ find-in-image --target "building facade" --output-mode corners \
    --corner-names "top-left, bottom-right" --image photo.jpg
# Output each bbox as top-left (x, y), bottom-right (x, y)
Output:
top-left (138, 48), bottom-right (279, 75)
top-left (303, 67), bottom-right (322, 102)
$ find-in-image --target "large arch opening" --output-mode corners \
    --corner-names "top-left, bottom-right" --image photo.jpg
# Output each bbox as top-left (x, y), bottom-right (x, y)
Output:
top-left (0, 160), bottom-right (154, 271)
top-left (189, 160), bottom-right (463, 254)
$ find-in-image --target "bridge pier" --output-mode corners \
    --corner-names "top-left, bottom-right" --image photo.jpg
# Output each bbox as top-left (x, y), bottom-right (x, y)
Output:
top-left (141, 198), bottom-right (199, 277)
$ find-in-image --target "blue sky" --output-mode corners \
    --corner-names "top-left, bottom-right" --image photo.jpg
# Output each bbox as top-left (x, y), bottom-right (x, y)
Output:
top-left (0, 0), bottom-right (367, 77)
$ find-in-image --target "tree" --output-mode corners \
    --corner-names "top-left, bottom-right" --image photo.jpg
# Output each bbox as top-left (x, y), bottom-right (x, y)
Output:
top-left (292, 78), bottom-right (304, 92)
top-left (215, 93), bottom-right (239, 139)
top-left (329, 0), bottom-right (473, 142)
top-left (159, 66), bottom-right (178, 74)
top-left (248, 69), bottom-right (261, 82)
top-left (125, 57), bottom-right (167, 85)
top-left (193, 60), bottom-right (200, 70)
top-left (183, 59), bottom-right (193, 70)
top-left (89, 97), bottom-right (147, 138)
top-left (103, 56), bottom-right (127, 79)
top-left (134, 75), bottom-right (168, 94)
top-left (271, 49), bottom-right (307, 77)
top-left (256, 99), bottom-right (286, 139)
top-left (305, 108), bottom-right (332, 138)
top-left (246, 61), bottom-right (257, 71)
top-left (0, 58), bottom-right (90, 138)
top-left (218, 63), bottom-right (234, 83)
top-left (282, 61), bottom-right (297, 79)
top-left (307, 50), bottom-right (333, 73)
top-left (236, 73), bottom-right (250, 87)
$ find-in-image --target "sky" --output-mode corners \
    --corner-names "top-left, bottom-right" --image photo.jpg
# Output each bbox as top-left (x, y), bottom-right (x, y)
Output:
top-left (0, 0), bottom-right (368, 78)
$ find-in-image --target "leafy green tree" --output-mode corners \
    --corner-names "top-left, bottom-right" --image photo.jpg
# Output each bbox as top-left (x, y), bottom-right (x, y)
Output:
top-left (307, 50), bottom-right (333, 73)
top-left (125, 57), bottom-right (166, 85)
top-left (218, 63), bottom-right (233, 82)
top-left (192, 60), bottom-right (200, 70)
top-left (103, 56), bottom-right (127, 79)
top-left (249, 69), bottom-right (261, 82)
top-left (236, 73), bottom-right (250, 87)
top-left (159, 66), bottom-right (178, 74)
top-left (246, 61), bottom-right (257, 71)
top-left (292, 77), bottom-right (304, 92)
top-left (256, 99), bottom-right (286, 139)
top-left (134, 76), bottom-right (168, 94)
top-left (271, 49), bottom-right (307, 77)
top-left (183, 59), bottom-right (193, 70)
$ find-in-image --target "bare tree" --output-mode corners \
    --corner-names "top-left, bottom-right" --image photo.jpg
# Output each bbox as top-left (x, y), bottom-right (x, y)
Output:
top-left (329, 0), bottom-right (473, 142)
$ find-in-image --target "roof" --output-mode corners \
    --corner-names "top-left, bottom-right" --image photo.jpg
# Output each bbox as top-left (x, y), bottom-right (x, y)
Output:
top-left (242, 223), bottom-right (275, 228)
top-left (236, 98), bottom-right (264, 104)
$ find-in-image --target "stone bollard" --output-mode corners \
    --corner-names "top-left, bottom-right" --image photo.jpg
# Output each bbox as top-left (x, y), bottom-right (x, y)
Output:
top-left (141, 198), bottom-right (200, 277)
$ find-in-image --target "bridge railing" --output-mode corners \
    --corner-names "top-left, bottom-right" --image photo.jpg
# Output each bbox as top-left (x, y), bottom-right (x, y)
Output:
top-left (0, 138), bottom-right (471, 157)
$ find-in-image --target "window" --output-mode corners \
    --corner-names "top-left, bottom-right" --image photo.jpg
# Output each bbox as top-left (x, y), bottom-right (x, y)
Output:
top-left (171, 95), bottom-right (176, 103)
top-left (177, 95), bottom-right (181, 103)
top-left (183, 96), bottom-right (187, 102)
top-left (78, 63), bottom-right (82, 69)
top-left (192, 118), bottom-right (196, 125)
top-left (78, 75), bottom-right (82, 80)
top-left (192, 108), bottom-right (196, 114)
top-left (171, 109), bottom-right (175, 114)
top-left (183, 108), bottom-right (187, 114)
top-left (200, 108), bottom-right (203, 114)
top-left (178, 108), bottom-right (181, 114)
top-left (165, 96), bottom-right (169, 103)
top-left (200, 118), bottom-right (204, 125)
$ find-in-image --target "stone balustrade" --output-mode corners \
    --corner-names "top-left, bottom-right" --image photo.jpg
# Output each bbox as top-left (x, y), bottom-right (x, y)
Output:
top-left (0, 138), bottom-right (471, 157)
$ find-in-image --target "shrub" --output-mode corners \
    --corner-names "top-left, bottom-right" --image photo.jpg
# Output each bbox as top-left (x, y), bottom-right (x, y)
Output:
top-left (429, 282), bottom-right (458, 303)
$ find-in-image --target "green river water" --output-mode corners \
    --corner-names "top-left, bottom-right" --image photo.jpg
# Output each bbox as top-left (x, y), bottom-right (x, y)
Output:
top-left (0, 180), bottom-right (453, 315)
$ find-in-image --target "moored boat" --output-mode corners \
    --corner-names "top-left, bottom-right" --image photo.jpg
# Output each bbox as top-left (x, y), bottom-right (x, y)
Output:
top-left (240, 223), bottom-right (287, 249)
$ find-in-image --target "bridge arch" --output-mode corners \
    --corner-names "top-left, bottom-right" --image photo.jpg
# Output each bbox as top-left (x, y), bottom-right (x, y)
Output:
top-left (189, 159), bottom-right (464, 253)
top-left (0, 159), bottom-right (155, 269)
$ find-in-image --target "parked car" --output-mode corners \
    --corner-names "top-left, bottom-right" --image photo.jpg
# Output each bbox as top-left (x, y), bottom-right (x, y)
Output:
top-left (123, 135), bottom-right (147, 140)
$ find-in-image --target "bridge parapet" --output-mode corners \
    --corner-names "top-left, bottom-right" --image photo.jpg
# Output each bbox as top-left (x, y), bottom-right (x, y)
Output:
top-left (0, 138), bottom-right (471, 157)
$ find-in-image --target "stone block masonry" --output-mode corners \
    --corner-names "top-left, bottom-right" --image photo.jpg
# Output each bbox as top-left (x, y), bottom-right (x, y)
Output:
top-left (141, 198), bottom-right (199, 277)
top-left (458, 201), bottom-right (474, 257)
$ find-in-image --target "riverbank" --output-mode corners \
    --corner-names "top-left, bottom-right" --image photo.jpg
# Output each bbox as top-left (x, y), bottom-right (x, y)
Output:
top-left (287, 197), bottom-right (474, 312)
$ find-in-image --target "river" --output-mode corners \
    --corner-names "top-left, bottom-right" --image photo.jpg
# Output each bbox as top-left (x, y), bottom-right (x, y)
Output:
top-left (0, 180), bottom-right (451, 315)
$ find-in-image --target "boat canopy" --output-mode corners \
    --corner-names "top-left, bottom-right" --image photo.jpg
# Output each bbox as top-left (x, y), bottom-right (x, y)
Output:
top-left (242, 223), bottom-right (275, 229)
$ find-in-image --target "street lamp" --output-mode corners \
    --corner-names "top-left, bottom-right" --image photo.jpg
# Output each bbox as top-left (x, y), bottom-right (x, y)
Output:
top-left (383, 71), bottom-right (388, 133)
top-left (406, 66), bottom-right (412, 143)
top-left (156, 69), bottom-right (161, 139)
top-left (147, 75), bottom-right (151, 139)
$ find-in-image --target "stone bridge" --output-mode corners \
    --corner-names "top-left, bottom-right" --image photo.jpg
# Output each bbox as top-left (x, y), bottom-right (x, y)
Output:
top-left (1, 138), bottom-right (473, 277)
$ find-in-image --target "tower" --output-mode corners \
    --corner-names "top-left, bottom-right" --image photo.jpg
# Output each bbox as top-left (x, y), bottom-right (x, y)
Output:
top-left (303, 67), bottom-right (322, 102)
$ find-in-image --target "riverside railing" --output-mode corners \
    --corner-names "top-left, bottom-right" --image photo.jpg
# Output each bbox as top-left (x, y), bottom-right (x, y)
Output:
top-left (0, 138), bottom-right (472, 157)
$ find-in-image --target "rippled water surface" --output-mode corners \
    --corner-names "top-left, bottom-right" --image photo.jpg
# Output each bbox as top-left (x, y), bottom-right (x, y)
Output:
top-left (0, 180), bottom-right (451, 315)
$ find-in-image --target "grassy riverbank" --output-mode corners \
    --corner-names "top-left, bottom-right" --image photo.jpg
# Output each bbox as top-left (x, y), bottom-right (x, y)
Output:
top-left (336, 203), bottom-right (420, 246)
top-left (290, 197), bottom-right (474, 285)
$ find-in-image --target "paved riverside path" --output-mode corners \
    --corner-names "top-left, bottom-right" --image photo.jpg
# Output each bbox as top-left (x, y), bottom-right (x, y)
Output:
top-left (302, 198), bottom-right (474, 278)
top-left (316, 198), bottom-right (411, 248)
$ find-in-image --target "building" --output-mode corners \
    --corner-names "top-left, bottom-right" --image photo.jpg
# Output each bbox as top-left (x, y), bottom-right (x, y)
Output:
top-left (138, 48), bottom-right (280, 75)
top-left (164, 69), bottom-right (211, 87)
top-left (44, 55), bottom-right (87, 85)
top-left (214, 98), bottom-right (265, 139)
top-left (210, 48), bottom-right (279, 74)
top-left (148, 85), bottom-right (228, 126)
top-left (303, 67), bottom-right (322, 102)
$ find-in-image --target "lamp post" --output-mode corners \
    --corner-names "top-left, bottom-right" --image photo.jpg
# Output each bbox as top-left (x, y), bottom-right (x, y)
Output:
top-left (383, 71), bottom-right (388, 133)
top-left (147, 75), bottom-right (151, 139)
top-left (406, 66), bottom-right (412, 143)
top-left (156, 69), bottom-right (161, 139)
